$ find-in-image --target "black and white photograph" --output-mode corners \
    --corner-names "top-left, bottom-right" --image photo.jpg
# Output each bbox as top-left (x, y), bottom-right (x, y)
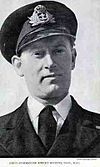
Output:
top-left (0, 0), bottom-right (100, 162)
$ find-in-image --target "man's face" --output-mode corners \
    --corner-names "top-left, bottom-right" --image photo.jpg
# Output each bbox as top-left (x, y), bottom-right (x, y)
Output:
top-left (12, 35), bottom-right (76, 104)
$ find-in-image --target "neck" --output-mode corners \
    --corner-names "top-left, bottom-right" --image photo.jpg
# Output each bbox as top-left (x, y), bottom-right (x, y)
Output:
top-left (31, 92), bottom-right (68, 106)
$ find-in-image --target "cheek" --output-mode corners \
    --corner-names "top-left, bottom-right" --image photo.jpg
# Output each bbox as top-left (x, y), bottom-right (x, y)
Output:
top-left (22, 59), bottom-right (43, 83)
top-left (56, 55), bottom-right (72, 71)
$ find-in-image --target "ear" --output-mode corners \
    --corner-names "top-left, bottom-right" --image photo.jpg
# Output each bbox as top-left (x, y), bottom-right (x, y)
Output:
top-left (71, 48), bottom-right (77, 70)
top-left (11, 55), bottom-right (24, 77)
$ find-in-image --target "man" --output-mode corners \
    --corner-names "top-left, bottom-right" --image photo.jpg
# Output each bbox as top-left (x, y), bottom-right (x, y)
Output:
top-left (0, 0), bottom-right (100, 157)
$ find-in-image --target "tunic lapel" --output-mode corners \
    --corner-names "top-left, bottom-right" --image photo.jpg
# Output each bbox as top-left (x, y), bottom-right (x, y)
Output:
top-left (47, 97), bottom-right (78, 157)
top-left (47, 97), bottom-right (100, 157)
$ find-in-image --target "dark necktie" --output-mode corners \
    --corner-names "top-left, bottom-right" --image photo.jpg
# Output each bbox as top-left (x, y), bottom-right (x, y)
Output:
top-left (38, 105), bottom-right (57, 151)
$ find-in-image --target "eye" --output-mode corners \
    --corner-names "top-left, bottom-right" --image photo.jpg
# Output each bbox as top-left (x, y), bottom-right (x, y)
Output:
top-left (54, 47), bottom-right (66, 55)
top-left (35, 52), bottom-right (41, 56)
top-left (33, 51), bottom-right (45, 58)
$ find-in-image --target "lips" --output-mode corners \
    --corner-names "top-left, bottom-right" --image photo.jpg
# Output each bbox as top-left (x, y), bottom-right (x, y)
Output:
top-left (41, 73), bottom-right (62, 82)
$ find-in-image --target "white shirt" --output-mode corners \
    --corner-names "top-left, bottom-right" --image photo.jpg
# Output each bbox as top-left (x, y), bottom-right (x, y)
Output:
top-left (27, 94), bottom-right (72, 135)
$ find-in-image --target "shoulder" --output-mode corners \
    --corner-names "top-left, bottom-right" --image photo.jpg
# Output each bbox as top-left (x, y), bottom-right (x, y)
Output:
top-left (0, 98), bottom-right (27, 128)
top-left (71, 96), bottom-right (100, 127)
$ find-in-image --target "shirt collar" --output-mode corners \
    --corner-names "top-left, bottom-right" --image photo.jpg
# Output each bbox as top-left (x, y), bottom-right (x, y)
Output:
top-left (27, 94), bottom-right (72, 122)
top-left (27, 96), bottom-right (45, 122)
top-left (54, 94), bottom-right (72, 120)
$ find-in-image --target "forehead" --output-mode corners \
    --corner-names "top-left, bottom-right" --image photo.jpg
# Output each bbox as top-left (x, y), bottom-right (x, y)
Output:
top-left (21, 35), bottom-right (70, 52)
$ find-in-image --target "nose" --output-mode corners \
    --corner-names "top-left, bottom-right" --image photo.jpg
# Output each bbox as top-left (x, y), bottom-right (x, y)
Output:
top-left (44, 50), bottom-right (56, 69)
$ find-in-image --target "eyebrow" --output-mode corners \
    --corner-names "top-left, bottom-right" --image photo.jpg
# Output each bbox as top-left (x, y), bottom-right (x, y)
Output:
top-left (50, 38), bottom-right (70, 48)
top-left (30, 44), bottom-right (67, 52)
top-left (53, 43), bottom-right (67, 48)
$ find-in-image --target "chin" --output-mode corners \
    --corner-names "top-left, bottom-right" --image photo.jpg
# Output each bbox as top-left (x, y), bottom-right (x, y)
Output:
top-left (43, 84), bottom-right (66, 98)
top-left (46, 84), bottom-right (59, 93)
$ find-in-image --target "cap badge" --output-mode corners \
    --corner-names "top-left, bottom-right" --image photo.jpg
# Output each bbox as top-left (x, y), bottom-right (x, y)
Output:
top-left (28, 5), bottom-right (55, 26)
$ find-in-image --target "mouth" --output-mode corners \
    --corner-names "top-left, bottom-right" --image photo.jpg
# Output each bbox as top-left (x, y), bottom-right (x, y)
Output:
top-left (41, 73), bottom-right (62, 82)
